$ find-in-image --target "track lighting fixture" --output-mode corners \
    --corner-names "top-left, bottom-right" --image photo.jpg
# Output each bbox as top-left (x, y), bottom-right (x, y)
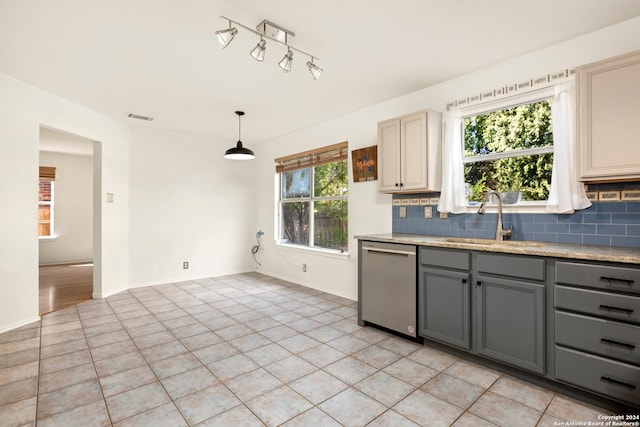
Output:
top-left (215, 16), bottom-right (322, 79)
top-left (278, 48), bottom-right (293, 72)
top-left (250, 38), bottom-right (267, 62)
top-left (224, 111), bottom-right (255, 160)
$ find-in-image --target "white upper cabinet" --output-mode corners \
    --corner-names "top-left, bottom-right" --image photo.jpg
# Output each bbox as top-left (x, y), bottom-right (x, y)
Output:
top-left (378, 110), bottom-right (442, 193)
top-left (577, 51), bottom-right (640, 181)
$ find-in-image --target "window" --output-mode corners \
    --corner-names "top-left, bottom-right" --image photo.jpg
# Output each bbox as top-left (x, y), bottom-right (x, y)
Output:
top-left (276, 142), bottom-right (348, 252)
top-left (463, 96), bottom-right (554, 203)
top-left (39, 166), bottom-right (56, 237)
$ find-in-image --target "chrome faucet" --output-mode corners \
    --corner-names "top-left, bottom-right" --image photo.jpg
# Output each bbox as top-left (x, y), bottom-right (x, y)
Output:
top-left (478, 190), bottom-right (512, 241)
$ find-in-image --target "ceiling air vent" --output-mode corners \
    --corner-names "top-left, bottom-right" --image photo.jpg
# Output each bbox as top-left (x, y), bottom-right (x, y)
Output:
top-left (127, 113), bottom-right (154, 121)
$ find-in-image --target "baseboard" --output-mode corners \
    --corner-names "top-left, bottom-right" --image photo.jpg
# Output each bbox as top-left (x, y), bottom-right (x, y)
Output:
top-left (0, 316), bottom-right (41, 334)
top-left (256, 269), bottom-right (356, 302)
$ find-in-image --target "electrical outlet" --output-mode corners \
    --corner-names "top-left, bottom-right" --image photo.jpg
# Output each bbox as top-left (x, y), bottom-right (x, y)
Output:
top-left (439, 212), bottom-right (448, 219)
top-left (399, 206), bottom-right (407, 218)
top-left (424, 206), bottom-right (432, 219)
top-left (106, 192), bottom-right (114, 203)
top-left (302, 263), bottom-right (307, 272)
top-left (183, 261), bottom-right (189, 269)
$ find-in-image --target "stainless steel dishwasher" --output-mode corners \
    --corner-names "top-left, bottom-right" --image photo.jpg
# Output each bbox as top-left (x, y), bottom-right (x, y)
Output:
top-left (359, 241), bottom-right (417, 338)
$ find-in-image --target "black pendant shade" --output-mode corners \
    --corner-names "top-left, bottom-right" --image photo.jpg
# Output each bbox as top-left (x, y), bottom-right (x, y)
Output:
top-left (224, 111), bottom-right (255, 160)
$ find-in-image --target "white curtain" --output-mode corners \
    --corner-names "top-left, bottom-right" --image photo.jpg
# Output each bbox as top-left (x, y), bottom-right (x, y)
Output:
top-left (546, 81), bottom-right (591, 213)
top-left (438, 109), bottom-right (468, 214)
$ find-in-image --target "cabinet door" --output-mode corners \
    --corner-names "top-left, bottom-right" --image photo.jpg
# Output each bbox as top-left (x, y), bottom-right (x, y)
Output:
top-left (578, 51), bottom-right (640, 181)
top-left (377, 118), bottom-right (401, 192)
top-left (476, 275), bottom-right (545, 374)
top-left (400, 112), bottom-right (428, 191)
top-left (419, 267), bottom-right (470, 349)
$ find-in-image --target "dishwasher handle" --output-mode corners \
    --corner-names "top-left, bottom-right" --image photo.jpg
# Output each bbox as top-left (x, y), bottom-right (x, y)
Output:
top-left (363, 246), bottom-right (416, 256)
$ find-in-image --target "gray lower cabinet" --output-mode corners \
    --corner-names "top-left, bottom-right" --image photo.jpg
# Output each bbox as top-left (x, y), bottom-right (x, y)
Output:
top-left (476, 275), bottom-right (546, 374)
top-left (418, 248), bottom-right (545, 374)
top-left (419, 267), bottom-right (470, 349)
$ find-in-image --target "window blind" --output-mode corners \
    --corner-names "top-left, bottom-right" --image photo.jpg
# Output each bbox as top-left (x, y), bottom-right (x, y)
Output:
top-left (39, 166), bottom-right (56, 181)
top-left (275, 141), bottom-right (348, 173)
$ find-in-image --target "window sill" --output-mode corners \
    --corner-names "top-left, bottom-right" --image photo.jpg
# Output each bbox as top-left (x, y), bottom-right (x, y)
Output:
top-left (275, 242), bottom-right (350, 260)
top-left (38, 235), bottom-right (57, 240)
top-left (464, 201), bottom-right (549, 214)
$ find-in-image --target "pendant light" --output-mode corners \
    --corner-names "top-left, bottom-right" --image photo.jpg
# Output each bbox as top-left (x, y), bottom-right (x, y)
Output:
top-left (224, 111), bottom-right (255, 160)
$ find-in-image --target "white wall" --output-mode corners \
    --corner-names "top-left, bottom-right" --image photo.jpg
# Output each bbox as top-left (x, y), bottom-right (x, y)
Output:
top-left (128, 127), bottom-right (256, 286)
top-left (0, 72), bottom-right (130, 332)
top-left (253, 17), bottom-right (640, 301)
top-left (39, 150), bottom-right (93, 265)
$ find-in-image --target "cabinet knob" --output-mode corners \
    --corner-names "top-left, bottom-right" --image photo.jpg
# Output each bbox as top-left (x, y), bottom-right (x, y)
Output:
top-left (462, 279), bottom-right (467, 284)
top-left (395, 183), bottom-right (399, 187)
top-left (476, 281), bottom-right (482, 286)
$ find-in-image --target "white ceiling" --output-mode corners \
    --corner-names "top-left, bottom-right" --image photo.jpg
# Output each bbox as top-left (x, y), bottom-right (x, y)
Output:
top-left (2, 0), bottom-right (640, 145)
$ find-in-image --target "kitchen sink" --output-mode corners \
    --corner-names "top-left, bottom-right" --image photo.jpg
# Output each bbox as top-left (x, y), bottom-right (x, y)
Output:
top-left (444, 238), bottom-right (547, 247)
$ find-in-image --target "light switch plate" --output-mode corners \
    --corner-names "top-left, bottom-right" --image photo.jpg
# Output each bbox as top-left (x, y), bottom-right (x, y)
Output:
top-left (106, 193), bottom-right (114, 203)
top-left (399, 206), bottom-right (407, 218)
top-left (424, 207), bottom-right (432, 219)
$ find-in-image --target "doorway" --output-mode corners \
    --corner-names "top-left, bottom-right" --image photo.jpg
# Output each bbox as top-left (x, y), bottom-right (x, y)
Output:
top-left (39, 127), bottom-right (95, 315)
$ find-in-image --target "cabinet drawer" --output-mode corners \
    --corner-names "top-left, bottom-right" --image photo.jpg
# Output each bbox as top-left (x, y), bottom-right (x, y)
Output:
top-left (477, 253), bottom-right (545, 281)
top-left (555, 311), bottom-right (640, 365)
top-left (555, 285), bottom-right (640, 324)
top-left (420, 247), bottom-right (470, 270)
top-left (556, 346), bottom-right (640, 406)
top-left (556, 262), bottom-right (640, 295)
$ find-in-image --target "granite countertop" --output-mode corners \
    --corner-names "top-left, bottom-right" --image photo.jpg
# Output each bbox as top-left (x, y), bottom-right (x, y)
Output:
top-left (354, 233), bottom-right (640, 265)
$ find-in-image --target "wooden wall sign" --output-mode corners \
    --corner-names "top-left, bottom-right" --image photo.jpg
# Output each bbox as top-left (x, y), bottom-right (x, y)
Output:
top-left (351, 146), bottom-right (377, 182)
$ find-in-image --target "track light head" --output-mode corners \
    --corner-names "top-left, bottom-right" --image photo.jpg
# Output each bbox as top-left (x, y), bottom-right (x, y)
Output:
top-left (279, 49), bottom-right (293, 73)
top-left (215, 23), bottom-right (237, 48)
top-left (307, 59), bottom-right (323, 80)
top-left (250, 39), bottom-right (267, 62)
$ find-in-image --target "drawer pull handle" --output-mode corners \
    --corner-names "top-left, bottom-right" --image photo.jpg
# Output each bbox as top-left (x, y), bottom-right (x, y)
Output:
top-left (600, 337), bottom-right (636, 350)
top-left (601, 276), bottom-right (635, 286)
top-left (600, 376), bottom-right (636, 390)
top-left (599, 305), bottom-right (634, 315)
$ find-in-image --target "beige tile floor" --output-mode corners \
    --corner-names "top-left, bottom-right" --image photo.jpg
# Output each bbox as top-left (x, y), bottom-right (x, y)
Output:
top-left (0, 272), bottom-right (614, 426)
